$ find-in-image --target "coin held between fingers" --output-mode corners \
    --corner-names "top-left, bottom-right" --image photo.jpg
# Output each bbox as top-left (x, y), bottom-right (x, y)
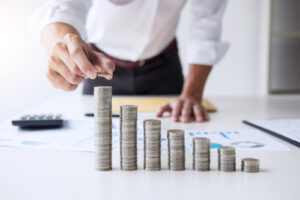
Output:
top-left (97, 72), bottom-right (113, 80)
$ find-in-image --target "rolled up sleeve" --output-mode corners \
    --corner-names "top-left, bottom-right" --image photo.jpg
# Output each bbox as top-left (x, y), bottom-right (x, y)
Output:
top-left (31, 0), bottom-right (91, 41)
top-left (187, 0), bottom-right (229, 66)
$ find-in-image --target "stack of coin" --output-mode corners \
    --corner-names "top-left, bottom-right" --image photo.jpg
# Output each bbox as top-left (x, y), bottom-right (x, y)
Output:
top-left (94, 86), bottom-right (112, 171)
top-left (218, 146), bottom-right (236, 172)
top-left (241, 158), bottom-right (260, 173)
top-left (120, 105), bottom-right (138, 171)
top-left (167, 129), bottom-right (185, 171)
top-left (193, 137), bottom-right (210, 171)
top-left (144, 119), bottom-right (161, 171)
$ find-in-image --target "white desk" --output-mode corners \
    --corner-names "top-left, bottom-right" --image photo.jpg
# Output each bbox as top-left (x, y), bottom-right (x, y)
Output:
top-left (0, 95), bottom-right (300, 200)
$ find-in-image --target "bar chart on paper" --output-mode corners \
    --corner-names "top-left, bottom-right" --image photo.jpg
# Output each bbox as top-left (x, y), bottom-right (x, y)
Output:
top-left (181, 130), bottom-right (289, 152)
top-left (0, 119), bottom-right (289, 152)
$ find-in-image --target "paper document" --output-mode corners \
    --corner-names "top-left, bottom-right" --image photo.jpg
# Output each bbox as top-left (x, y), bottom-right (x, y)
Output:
top-left (0, 119), bottom-right (289, 152)
top-left (244, 118), bottom-right (300, 147)
top-left (0, 119), bottom-right (95, 151)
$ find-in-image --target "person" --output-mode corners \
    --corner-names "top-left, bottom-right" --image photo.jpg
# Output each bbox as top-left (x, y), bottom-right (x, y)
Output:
top-left (32, 0), bottom-right (228, 123)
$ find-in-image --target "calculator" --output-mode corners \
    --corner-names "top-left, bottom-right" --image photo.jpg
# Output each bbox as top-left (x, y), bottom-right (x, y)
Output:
top-left (12, 114), bottom-right (64, 128)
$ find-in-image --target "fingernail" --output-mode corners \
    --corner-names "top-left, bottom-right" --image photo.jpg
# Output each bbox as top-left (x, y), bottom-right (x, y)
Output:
top-left (106, 75), bottom-right (113, 80)
top-left (107, 68), bottom-right (113, 75)
top-left (87, 71), bottom-right (95, 79)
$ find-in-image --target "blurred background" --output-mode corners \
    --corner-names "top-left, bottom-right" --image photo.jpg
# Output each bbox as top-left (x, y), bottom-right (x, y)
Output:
top-left (0, 0), bottom-right (299, 120)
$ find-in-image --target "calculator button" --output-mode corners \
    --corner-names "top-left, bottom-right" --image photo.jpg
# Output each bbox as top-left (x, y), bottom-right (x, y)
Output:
top-left (29, 115), bottom-right (38, 120)
top-left (21, 115), bottom-right (29, 120)
top-left (46, 114), bottom-right (53, 120)
top-left (55, 114), bottom-right (62, 119)
top-left (38, 115), bottom-right (46, 120)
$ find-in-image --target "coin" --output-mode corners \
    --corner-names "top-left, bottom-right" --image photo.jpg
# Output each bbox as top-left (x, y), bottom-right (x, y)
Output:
top-left (167, 129), bottom-right (185, 171)
top-left (94, 86), bottom-right (113, 171)
top-left (143, 119), bottom-right (161, 171)
top-left (120, 105), bottom-right (138, 171)
top-left (241, 158), bottom-right (260, 173)
top-left (217, 146), bottom-right (236, 172)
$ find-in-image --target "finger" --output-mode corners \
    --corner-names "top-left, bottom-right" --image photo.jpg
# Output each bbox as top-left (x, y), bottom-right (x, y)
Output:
top-left (102, 57), bottom-right (115, 80)
top-left (100, 54), bottom-right (115, 74)
top-left (86, 44), bottom-right (115, 79)
top-left (49, 56), bottom-right (84, 85)
top-left (193, 104), bottom-right (204, 123)
top-left (202, 107), bottom-right (210, 121)
top-left (52, 42), bottom-right (85, 78)
top-left (181, 101), bottom-right (193, 123)
top-left (172, 100), bottom-right (183, 122)
top-left (156, 103), bottom-right (172, 117)
top-left (64, 33), bottom-right (96, 79)
top-left (94, 53), bottom-right (115, 80)
top-left (47, 69), bottom-right (77, 91)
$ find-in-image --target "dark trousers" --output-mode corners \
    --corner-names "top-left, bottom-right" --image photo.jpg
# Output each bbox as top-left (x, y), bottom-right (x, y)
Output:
top-left (82, 43), bottom-right (184, 95)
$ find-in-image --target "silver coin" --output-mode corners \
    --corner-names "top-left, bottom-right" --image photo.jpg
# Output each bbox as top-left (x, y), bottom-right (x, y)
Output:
top-left (144, 119), bottom-right (161, 125)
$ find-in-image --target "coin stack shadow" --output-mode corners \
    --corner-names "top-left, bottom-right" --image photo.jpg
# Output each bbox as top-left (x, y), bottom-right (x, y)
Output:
top-left (168, 129), bottom-right (185, 171)
top-left (144, 119), bottom-right (161, 171)
top-left (241, 158), bottom-right (260, 173)
top-left (120, 105), bottom-right (138, 171)
top-left (193, 137), bottom-right (210, 171)
top-left (218, 146), bottom-right (236, 172)
top-left (94, 86), bottom-right (112, 171)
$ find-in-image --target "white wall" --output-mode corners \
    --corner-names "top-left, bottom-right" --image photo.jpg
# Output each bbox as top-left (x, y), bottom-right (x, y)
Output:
top-left (177, 0), bottom-right (268, 96)
top-left (0, 0), bottom-right (269, 120)
top-left (0, 0), bottom-right (67, 120)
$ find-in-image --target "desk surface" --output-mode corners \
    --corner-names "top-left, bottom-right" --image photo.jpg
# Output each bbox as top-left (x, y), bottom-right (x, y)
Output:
top-left (0, 95), bottom-right (300, 200)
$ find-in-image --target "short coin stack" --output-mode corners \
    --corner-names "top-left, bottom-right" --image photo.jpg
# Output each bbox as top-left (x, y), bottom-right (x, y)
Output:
top-left (120, 105), bottom-right (138, 171)
top-left (241, 158), bottom-right (260, 173)
top-left (218, 146), bottom-right (236, 172)
top-left (94, 86), bottom-right (112, 171)
top-left (168, 129), bottom-right (185, 171)
top-left (193, 137), bottom-right (210, 171)
top-left (144, 119), bottom-right (161, 171)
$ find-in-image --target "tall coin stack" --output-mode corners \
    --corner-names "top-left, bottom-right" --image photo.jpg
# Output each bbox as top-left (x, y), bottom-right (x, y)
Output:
top-left (120, 105), bottom-right (138, 171)
top-left (94, 86), bottom-right (112, 171)
top-left (241, 158), bottom-right (260, 173)
top-left (144, 119), bottom-right (161, 171)
top-left (218, 146), bottom-right (236, 172)
top-left (168, 129), bottom-right (185, 171)
top-left (193, 137), bottom-right (210, 171)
